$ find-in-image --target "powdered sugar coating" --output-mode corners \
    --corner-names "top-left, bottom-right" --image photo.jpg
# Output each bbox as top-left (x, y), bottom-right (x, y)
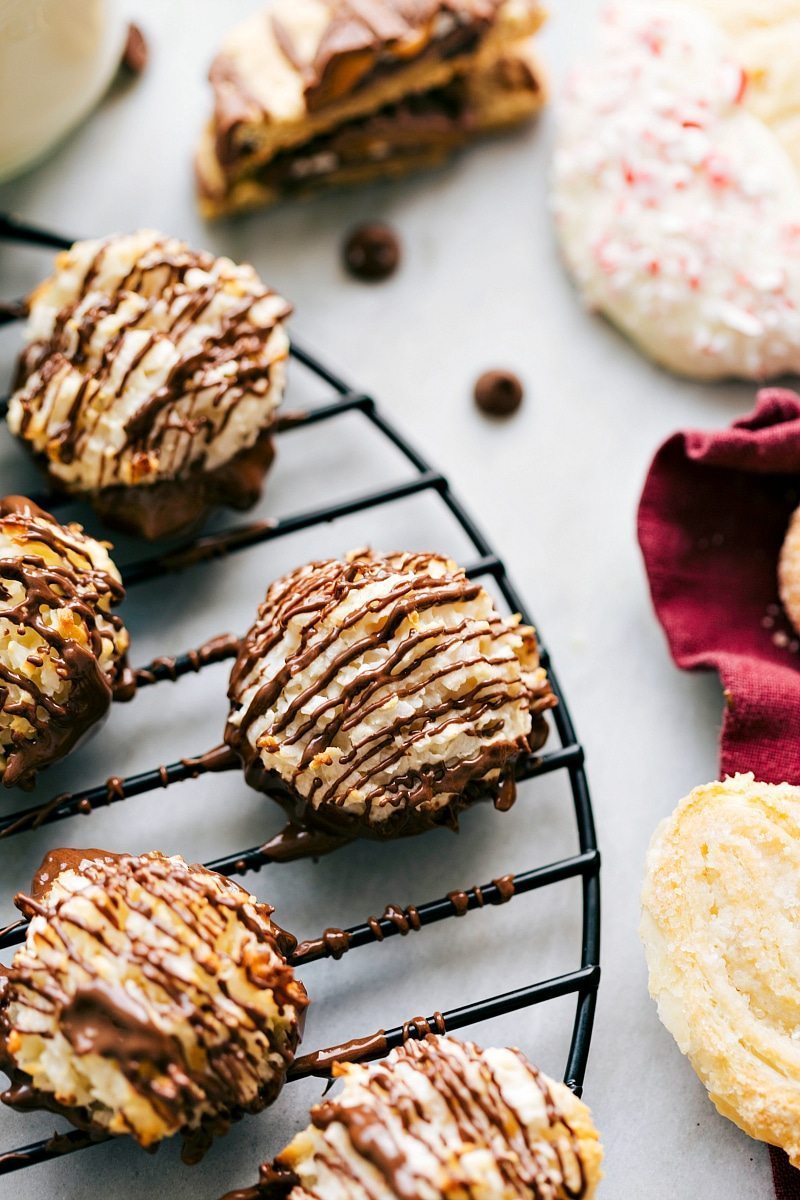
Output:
top-left (553, 2), bottom-right (800, 380)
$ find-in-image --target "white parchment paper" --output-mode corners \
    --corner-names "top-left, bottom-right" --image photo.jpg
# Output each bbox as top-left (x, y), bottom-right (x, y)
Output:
top-left (0, 2), bottom-right (770, 1196)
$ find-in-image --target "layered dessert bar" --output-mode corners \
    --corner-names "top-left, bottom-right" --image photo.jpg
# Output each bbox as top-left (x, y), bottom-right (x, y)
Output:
top-left (197, 0), bottom-right (546, 216)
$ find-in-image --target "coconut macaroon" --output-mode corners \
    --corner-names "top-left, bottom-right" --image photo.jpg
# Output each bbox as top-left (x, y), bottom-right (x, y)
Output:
top-left (223, 1035), bottom-right (603, 1200)
top-left (0, 494), bottom-right (130, 789)
top-left (225, 550), bottom-right (556, 840)
top-left (0, 848), bottom-right (308, 1161)
top-left (7, 230), bottom-right (291, 539)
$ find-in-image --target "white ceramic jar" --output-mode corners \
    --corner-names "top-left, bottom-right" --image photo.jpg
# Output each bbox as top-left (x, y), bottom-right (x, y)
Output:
top-left (0, 0), bottom-right (127, 181)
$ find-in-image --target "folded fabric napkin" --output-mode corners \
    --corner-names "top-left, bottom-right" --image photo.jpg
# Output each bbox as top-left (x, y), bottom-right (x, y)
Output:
top-left (638, 387), bottom-right (800, 1198)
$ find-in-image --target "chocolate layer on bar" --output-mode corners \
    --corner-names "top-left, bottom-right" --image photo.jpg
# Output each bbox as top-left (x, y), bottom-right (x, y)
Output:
top-left (198, 38), bottom-right (544, 216)
top-left (202, 0), bottom-right (544, 180)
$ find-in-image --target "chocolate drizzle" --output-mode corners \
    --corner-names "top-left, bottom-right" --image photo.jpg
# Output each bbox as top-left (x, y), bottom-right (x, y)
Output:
top-left (293, 926), bottom-right (352, 962)
top-left (8, 233), bottom-right (291, 540)
top-left (132, 632), bottom-right (240, 688)
top-left (0, 745), bottom-right (239, 840)
top-left (0, 848), bottom-right (307, 1159)
top-left (211, 1), bottom-right (509, 169)
top-left (289, 1028), bottom-right (390, 1080)
top-left (401, 1010), bottom-right (446, 1041)
top-left (181, 742), bottom-right (240, 775)
top-left (447, 873), bottom-right (515, 915)
top-left (0, 495), bottom-right (129, 788)
top-left (448, 887), bottom-right (470, 915)
top-left (226, 550), bottom-right (556, 840)
top-left (221, 1162), bottom-right (299, 1200)
top-left (259, 821), bottom-right (353, 863)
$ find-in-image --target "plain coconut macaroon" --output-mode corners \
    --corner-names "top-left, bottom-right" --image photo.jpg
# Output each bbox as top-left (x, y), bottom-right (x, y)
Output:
top-left (0, 847), bottom-right (308, 1161)
top-left (225, 549), bottom-right (557, 842)
top-left (222, 1034), bottom-right (603, 1200)
top-left (7, 229), bottom-right (291, 539)
top-left (0, 494), bottom-right (130, 789)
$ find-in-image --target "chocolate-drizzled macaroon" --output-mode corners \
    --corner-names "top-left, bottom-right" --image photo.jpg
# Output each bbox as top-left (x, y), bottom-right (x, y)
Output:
top-left (223, 1035), bottom-right (603, 1199)
top-left (0, 848), bottom-right (307, 1161)
top-left (225, 550), bottom-right (556, 840)
top-left (7, 230), bottom-right (291, 539)
top-left (0, 495), bottom-right (130, 789)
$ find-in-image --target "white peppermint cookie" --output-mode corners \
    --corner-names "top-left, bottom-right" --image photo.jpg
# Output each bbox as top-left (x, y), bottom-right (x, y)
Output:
top-left (553, 2), bottom-right (800, 380)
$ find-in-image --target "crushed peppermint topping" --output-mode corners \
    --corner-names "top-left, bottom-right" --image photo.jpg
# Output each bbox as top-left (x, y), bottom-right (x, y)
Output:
top-left (553, 1), bottom-right (800, 380)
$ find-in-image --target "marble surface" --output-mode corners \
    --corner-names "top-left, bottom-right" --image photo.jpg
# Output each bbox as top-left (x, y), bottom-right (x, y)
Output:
top-left (0, 2), bottom-right (772, 1197)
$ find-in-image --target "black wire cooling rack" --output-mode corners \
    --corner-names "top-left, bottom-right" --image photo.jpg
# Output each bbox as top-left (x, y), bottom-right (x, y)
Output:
top-left (0, 213), bottom-right (601, 1180)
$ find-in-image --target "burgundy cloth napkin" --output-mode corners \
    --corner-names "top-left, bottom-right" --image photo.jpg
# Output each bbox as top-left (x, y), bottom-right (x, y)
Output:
top-left (637, 387), bottom-right (800, 1198)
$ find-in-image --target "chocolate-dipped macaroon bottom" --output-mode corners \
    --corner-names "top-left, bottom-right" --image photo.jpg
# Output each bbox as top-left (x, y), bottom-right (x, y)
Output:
top-left (39, 430), bottom-right (276, 542)
top-left (231, 718), bottom-right (551, 846)
top-left (9, 230), bottom-right (291, 544)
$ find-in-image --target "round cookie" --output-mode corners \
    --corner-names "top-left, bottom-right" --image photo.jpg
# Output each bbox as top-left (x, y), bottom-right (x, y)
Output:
top-left (0, 494), bottom-right (130, 788)
top-left (0, 848), bottom-right (307, 1160)
top-left (692, 0), bottom-right (800, 174)
top-left (7, 230), bottom-right (291, 539)
top-left (224, 1034), bottom-right (603, 1200)
top-left (225, 549), bottom-right (556, 840)
top-left (553, 2), bottom-right (800, 381)
top-left (641, 774), bottom-right (800, 1164)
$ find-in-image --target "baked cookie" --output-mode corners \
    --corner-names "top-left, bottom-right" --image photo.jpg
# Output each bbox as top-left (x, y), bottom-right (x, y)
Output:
top-left (222, 1034), bottom-right (603, 1199)
top-left (8, 230), bottom-right (291, 539)
top-left (0, 848), bottom-right (307, 1161)
top-left (641, 774), bottom-right (800, 1164)
top-left (692, 0), bottom-right (800, 173)
top-left (553, 2), bottom-right (800, 381)
top-left (196, 0), bottom-right (546, 217)
top-left (225, 549), bottom-right (556, 840)
top-left (0, 494), bottom-right (130, 789)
